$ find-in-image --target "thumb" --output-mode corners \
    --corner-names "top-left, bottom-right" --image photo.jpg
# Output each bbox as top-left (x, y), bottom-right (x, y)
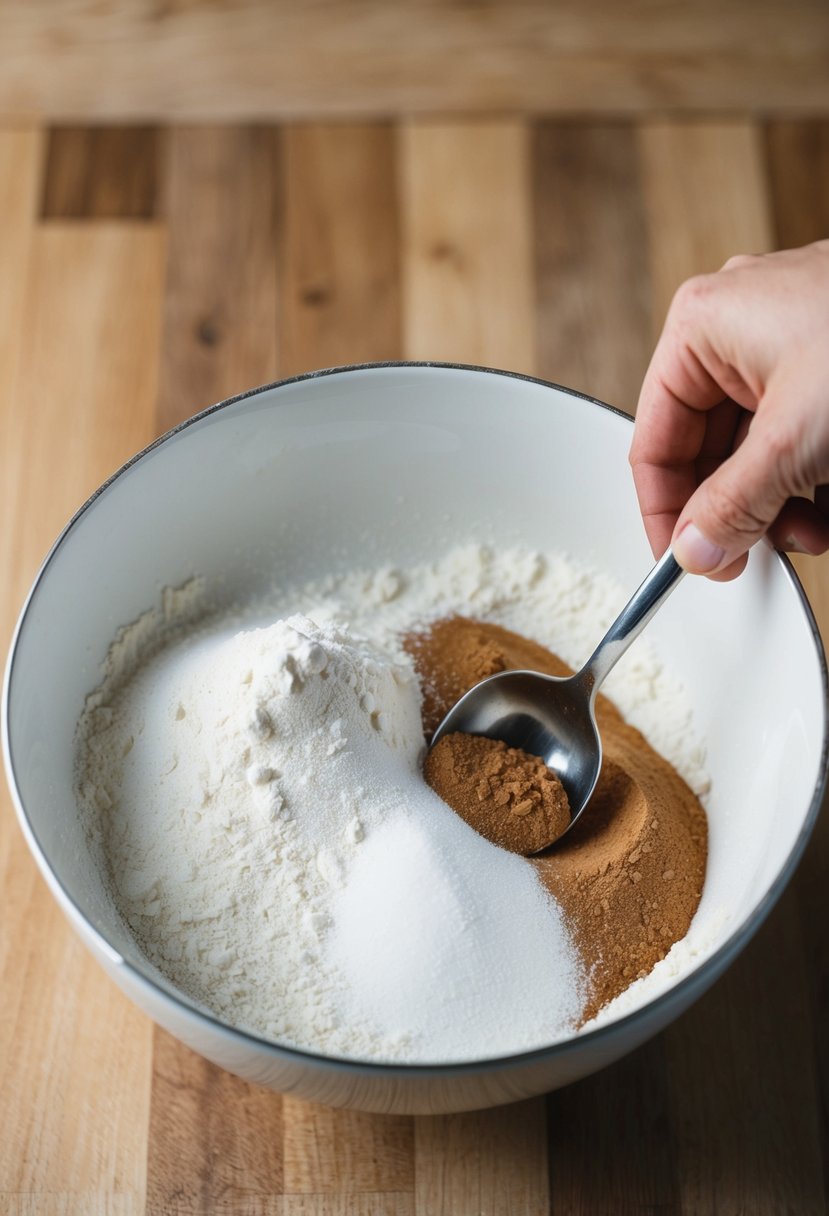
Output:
top-left (671, 417), bottom-right (793, 576)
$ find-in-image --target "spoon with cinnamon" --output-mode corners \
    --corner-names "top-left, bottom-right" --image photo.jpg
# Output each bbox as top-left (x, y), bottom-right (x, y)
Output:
top-left (429, 548), bottom-right (684, 852)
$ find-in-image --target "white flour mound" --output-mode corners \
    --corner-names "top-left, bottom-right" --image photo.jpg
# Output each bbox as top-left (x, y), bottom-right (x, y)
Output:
top-left (78, 603), bottom-right (585, 1062)
top-left (76, 543), bottom-right (712, 1062)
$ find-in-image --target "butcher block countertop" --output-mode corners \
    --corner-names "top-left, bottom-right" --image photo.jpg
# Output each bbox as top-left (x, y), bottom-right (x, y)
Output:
top-left (1, 117), bottom-right (828, 1214)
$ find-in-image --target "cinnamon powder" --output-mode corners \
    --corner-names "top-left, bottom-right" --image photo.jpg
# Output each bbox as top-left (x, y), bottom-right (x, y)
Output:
top-left (424, 733), bottom-right (571, 854)
top-left (405, 616), bottom-right (707, 1022)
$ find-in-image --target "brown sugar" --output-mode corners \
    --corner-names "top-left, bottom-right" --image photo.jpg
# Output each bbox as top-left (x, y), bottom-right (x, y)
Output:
top-left (405, 616), bottom-right (707, 1023)
top-left (424, 733), bottom-right (571, 854)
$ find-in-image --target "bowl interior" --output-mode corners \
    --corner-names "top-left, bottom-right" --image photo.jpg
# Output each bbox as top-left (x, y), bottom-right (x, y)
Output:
top-left (5, 365), bottom-right (826, 1048)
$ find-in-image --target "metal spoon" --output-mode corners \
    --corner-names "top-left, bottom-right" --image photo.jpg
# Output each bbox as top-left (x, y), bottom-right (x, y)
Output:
top-left (429, 548), bottom-right (684, 851)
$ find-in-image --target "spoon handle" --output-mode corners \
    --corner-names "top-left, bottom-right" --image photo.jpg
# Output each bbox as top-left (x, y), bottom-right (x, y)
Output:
top-left (578, 548), bottom-right (685, 697)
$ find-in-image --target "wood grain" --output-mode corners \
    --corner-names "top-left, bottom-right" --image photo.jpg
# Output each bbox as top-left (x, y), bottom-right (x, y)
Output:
top-left (639, 121), bottom-right (773, 331)
top-left (0, 221), bottom-right (165, 1210)
top-left (401, 121), bottom-right (535, 372)
top-left (146, 1030), bottom-right (283, 1215)
top-left (42, 126), bottom-right (160, 219)
top-left (414, 1102), bottom-right (549, 1216)
top-left (156, 126), bottom-right (280, 432)
top-left (282, 1099), bottom-right (413, 1194)
top-left (275, 1199), bottom-right (413, 1216)
top-left (0, 130), bottom-right (43, 639)
top-left (547, 1039), bottom-right (678, 1214)
top-left (533, 122), bottom-right (651, 413)
top-left (2, 1), bottom-right (829, 120)
top-left (280, 123), bottom-right (401, 376)
top-left (665, 891), bottom-right (825, 1213)
top-left (765, 121), bottom-right (829, 253)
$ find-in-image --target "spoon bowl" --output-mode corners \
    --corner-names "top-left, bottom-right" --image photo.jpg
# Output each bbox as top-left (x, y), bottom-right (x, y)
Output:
top-left (430, 548), bottom-right (685, 849)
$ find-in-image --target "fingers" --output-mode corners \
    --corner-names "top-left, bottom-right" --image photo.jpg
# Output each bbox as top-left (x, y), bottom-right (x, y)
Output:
top-left (768, 494), bottom-right (829, 555)
top-left (671, 411), bottom-right (795, 576)
top-left (630, 275), bottom-right (759, 558)
top-left (631, 247), bottom-right (829, 576)
top-left (694, 399), bottom-right (745, 481)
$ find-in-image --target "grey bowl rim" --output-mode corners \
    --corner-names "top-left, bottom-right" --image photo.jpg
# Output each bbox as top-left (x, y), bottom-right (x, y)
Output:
top-left (3, 359), bottom-right (827, 1080)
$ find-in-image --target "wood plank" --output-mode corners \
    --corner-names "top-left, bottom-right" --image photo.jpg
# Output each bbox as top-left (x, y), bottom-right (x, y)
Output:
top-left (146, 1030), bottom-right (283, 1215)
top-left (42, 125), bottom-right (160, 219)
top-left (666, 889), bottom-right (825, 1214)
top-left (274, 1196), bottom-right (410, 1216)
top-left (401, 120), bottom-right (535, 372)
top-left (280, 123), bottom-right (400, 377)
top-left (276, 1199), bottom-right (413, 1216)
top-left (0, 130), bottom-right (43, 640)
top-left (766, 116), bottom-right (829, 1206)
top-left (642, 119), bottom-right (827, 1213)
top-left (547, 1039), bottom-right (678, 1213)
top-left (533, 121), bottom-right (651, 413)
top-left (1, 1), bottom-right (829, 119)
top-left (766, 120), bottom-right (829, 252)
top-left (0, 1198), bottom-right (141, 1215)
top-left (282, 1099), bottom-right (414, 1194)
top-left (414, 1102), bottom-right (548, 1216)
top-left (0, 221), bottom-right (165, 1209)
top-left (639, 120), bottom-right (773, 332)
top-left (155, 125), bottom-right (280, 432)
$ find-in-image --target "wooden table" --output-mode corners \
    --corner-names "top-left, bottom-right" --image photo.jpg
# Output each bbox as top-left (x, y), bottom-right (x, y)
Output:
top-left (1, 115), bottom-right (828, 1214)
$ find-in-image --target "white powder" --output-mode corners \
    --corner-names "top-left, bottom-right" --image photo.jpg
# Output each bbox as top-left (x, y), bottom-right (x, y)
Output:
top-left (76, 543), bottom-right (710, 1062)
top-left (329, 814), bottom-right (583, 1059)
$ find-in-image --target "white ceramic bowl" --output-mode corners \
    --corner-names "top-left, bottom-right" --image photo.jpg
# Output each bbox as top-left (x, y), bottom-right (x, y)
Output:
top-left (4, 364), bottom-right (827, 1115)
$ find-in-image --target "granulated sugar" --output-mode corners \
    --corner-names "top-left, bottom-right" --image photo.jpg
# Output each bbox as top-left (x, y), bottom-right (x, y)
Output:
top-left (76, 544), bottom-right (711, 1062)
top-left (328, 813), bottom-right (583, 1058)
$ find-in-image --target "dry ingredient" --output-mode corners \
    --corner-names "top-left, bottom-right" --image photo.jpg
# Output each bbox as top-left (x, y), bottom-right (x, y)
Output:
top-left (424, 733), bottom-right (571, 854)
top-left (410, 616), bottom-right (707, 1021)
top-left (76, 543), bottom-right (711, 1061)
top-left (77, 611), bottom-right (585, 1062)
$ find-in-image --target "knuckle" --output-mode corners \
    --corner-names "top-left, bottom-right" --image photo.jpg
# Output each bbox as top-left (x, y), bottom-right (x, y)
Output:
top-left (762, 419), bottom-right (795, 465)
top-left (669, 274), bottom-right (715, 322)
top-left (666, 274), bottom-right (714, 330)
top-left (759, 418), bottom-right (803, 491)
top-left (720, 252), bottom-right (757, 272)
top-left (706, 477), bottom-right (768, 538)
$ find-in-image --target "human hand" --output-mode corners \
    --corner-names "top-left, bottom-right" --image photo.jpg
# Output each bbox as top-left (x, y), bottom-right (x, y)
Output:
top-left (629, 240), bottom-right (829, 580)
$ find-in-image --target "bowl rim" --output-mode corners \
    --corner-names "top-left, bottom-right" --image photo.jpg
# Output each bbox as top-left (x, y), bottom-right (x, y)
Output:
top-left (4, 359), bottom-right (828, 1078)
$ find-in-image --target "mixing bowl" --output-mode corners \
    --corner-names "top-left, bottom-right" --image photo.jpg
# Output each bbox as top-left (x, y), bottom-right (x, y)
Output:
top-left (3, 363), bottom-right (826, 1115)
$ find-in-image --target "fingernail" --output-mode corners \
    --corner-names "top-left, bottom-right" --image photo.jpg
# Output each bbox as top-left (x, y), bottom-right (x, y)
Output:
top-left (783, 534), bottom-right (817, 555)
top-left (672, 523), bottom-right (727, 573)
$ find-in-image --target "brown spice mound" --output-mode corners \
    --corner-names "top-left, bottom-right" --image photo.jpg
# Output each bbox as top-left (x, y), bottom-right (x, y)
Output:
top-left (404, 616), bottom-right (514, 738)
top-left (424, 733), bottom-right (571, 854)
top-left (406, 616), bottom-right (708, 1023)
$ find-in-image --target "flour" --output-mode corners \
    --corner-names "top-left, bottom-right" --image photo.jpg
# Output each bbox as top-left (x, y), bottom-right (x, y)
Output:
top-left (76, 543), bottom-right (710, 1062)
top-left (78, 597), bottom-right (585, 1062)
